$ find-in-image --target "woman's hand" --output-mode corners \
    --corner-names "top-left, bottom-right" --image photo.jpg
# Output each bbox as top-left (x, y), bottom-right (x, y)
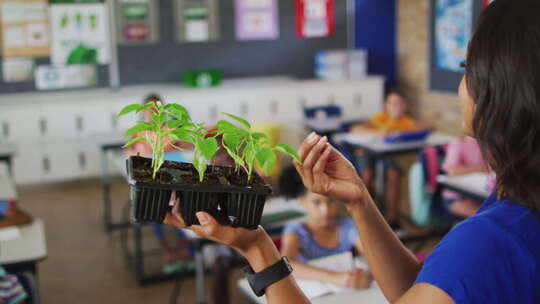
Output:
top-left (294, 132), bottom-right (370, 206)
top-left (331, 269), bottom-right (373, 289)
top-left (163, 195), bottom-right (282, 272)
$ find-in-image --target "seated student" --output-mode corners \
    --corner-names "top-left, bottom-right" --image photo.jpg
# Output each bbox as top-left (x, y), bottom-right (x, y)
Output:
top-left (124, 93), bottom-right (193, 263)
top-left (349, 91), bottom-right (429, 230)
top-left (442, 136), bottom-right (491, 218)
top-left (278, 166), bottom-right (372, 290)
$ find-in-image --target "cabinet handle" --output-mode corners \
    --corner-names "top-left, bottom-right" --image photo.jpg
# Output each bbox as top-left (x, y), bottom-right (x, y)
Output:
top-left (39, 118), bottom-right (47, 135)
top-left (2, 122), bottom-right (9, 139)
top-left (76, 115), bottom-right (83, 132)
top-left (111, 113), bottom-right (118, 129)
top-left (209, 105), bottom-right (218, 120)
top-left (354, 93), bottom-right (362, 108)
top-left (79, 153), bottom-right (86, 169)
top-left (328, 95), bottom-right (336, 105)
top-left (43, 156), bottom-right (50, 174)
top-left (270, 100), bottom-right (278, 115)
top-left (240, 102), bottom-right (248, 117)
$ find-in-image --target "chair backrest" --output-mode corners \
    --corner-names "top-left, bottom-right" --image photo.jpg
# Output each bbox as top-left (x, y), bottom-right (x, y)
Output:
top-left (303, 105), bottom-right (342, 119)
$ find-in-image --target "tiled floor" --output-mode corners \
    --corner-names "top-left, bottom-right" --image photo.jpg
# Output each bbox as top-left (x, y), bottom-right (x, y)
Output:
top-left (18, 179), bottom-right (250, 304)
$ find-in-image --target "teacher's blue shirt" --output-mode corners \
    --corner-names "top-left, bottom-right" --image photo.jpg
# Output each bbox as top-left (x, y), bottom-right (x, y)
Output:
top-left (416, 194), bottom-right (540, 303)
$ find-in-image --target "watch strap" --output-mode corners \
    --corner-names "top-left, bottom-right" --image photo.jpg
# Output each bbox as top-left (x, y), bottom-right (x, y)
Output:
top-left (244, 257), bottom-right (293, 297)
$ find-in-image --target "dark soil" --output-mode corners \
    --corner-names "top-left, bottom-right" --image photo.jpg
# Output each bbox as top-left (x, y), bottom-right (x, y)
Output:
top-left (130, 156), bottom-right (268, 189)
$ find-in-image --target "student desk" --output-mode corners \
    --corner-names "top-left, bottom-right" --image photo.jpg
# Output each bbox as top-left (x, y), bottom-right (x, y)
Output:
top-left (94, 133), bottom-right (128, 231)
top-left (305, 118), bottom-right (344, 138)
top-left (0, 144), bottom-right (16, 176)
top-left (237, 253), bottom-right (388, 304)
top-left (0, 168), bottom-right (17, 201)
top-left (437, 173), bottom-right (491, 202)
top-left (335, 132), bottom-right (454, 208)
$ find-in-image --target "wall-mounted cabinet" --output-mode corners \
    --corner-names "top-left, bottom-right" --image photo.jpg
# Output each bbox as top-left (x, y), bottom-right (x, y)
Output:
top-left (0, 77), bottom-right (384, 185)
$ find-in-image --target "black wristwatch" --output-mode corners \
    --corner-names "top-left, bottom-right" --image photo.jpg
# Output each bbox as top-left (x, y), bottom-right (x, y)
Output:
top-left (244, 256), bottom-right (293, 297)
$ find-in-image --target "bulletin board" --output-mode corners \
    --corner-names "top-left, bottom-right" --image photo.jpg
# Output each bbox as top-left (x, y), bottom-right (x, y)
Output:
top-left (429, 0), bottom-right (484, 93)
top-left (0, 0), bottom-right (349, 94)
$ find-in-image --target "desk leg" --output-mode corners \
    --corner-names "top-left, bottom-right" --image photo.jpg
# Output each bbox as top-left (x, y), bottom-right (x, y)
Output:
top-left (134, 223), bottom-right (145, 285)
top-left (6, 157), bottom-right (13, 177)
top-left (194, 240), bottom-right (207, 304)
top-left (375, 159), bottom-right (386, 211)
top-left (101, 148), bottom-right (113, 231)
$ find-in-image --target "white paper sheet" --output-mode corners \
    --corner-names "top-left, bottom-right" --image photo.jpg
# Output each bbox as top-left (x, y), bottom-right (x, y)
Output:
top-left (0, 227), bottom-right (21, 242)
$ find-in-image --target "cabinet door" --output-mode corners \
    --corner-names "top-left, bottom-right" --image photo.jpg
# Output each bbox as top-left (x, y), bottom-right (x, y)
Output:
top-left (42, 141), bottom-right (80, 182)
top-left (78, 103), bottom-right (115, 137)
top-left (0, 106), bottom-right (41, 143)
top-left (12, 143), bottom-right (43, 185)
top-left (76, 141), bottom-right (101, 178)
top-left (40, 105), bottom-right (80, 141)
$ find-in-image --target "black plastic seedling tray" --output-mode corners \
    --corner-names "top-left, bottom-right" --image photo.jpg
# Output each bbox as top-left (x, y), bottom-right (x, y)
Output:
top-left (126, 156), bottom-right (272, 230)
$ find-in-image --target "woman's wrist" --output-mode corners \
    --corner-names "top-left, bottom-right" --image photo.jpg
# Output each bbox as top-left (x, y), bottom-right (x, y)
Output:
top-left (236, 228), bottom-right (281, 273)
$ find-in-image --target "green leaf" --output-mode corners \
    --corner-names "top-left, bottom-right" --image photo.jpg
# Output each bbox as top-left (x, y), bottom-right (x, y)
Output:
top-left (223, 112), bottom-right (251, 130)
top-left (137, 102), bottom-right (157, 113)
top-left (166, 103), bottom-right (191, 121)
top-left (274, 143), bottom-right (302, 164)
top-left (223, 133), bottom-right (242, 151)
top-left (252, 132), bottom-right (268, 140)
top-left (192, 152), bottom-right (207, 182)
top-left (123, 136), bottom-right (146, 148)
top-left (123, 122), bottom-right (154, 137)
top-left (256, 147), bottom-right (277, 176)
top-left (167, 119), bottom-right (186, 129)
top-left (171, 128), bottom-right (194, 143)
top-left (196, 137), bottom-right (218, 160)
top-left (217, 120), bottom-right (243, 134)
top-left (223, 145), bottom-right (245, 167)
top-left (117, 104), bottom-right (141, 118)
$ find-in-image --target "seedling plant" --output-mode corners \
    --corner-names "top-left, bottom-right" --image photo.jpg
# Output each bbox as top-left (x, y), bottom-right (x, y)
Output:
top-left (117, 101), bottom-right (301, 185)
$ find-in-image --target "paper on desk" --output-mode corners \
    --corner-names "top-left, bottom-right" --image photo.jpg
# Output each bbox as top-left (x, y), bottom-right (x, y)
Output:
top-left (296, 252), bottom-right (369, 299)
top-left (0, 227), bottom-right (21, 242)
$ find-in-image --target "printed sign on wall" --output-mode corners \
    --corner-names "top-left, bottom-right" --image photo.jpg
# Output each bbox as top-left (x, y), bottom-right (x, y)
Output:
top-left (295, 0), bottom-right (335, 38)
top-left (235, 0), bottom-right (279, 41)
top-left (2, 57), bottom-right (34, 82)
top-left (116, 0), bottom-right (159, 44)
top-left (174, 0), bottom-right (219, 43)
top-left (0, 0), bottom-right (50, 57)
top-left (435, 0), bottom-right (472, 72)
top-left (35, 64), bottom-right (97, 90)
top-left (50, 3), bottom-right (111, 65)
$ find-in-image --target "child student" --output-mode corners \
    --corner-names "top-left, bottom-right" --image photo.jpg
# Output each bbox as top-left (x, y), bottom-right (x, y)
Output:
top-left (279, 166), bottom-right (373, 289)
top-left (350, 91), bottom-right (429, 230)
top-left (442, 136), bottom-right (490, 218)
top-left (125, 93), bottom-right (192, 263)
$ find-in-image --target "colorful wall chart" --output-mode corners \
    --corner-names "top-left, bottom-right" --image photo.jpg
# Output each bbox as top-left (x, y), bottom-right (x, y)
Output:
top-left (235, 0), bottom-right (279, 41)
top-left (35, 64), bottom-right (97, 90)
top-left (435, 0), bottom-right (472, 72)
top-left (50, 3), bottom-right (110, 65)
top-left (295, 0), bottom-right (335, 38)
top-left (116, 0), bottom-right (159, 44)
top-left (0, 0), bottom-right (50, 57)
top-left (174, 0), bottom-right (219, 43)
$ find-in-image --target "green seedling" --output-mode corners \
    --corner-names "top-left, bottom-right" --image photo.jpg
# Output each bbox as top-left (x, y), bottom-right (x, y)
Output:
top-left (217, 113), bottom-right (302, 181)
top-left (117, 101), bottom-right (200, 179)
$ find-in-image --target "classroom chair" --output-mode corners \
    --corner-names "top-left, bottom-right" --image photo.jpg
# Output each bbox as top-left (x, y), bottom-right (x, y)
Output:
top-left (404, 145), bottom-right (464, 251)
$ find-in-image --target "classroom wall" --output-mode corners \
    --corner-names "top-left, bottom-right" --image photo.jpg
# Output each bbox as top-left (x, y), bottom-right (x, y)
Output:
top-left (397, 0), bottom-right (464, 135)
top-left (355, 0), bottom-right (397, 89)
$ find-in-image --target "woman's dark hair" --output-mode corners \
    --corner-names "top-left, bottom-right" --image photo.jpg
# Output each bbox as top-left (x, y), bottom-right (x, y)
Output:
top-left (466, 0), bottom-right (540, 210)
top-left (278, 166), bottom-right (307, 200)
top-left (143, 93), bottom-right (162, 104)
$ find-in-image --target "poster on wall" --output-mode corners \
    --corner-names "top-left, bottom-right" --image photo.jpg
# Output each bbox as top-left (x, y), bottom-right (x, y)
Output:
top-left (50, 3), bottom-right (110, 65)
top-left (429, 0), bottom-right (482, 93)
top-left (0, 0), bottom-right (50, 58)
top-left (35, 64), bottom-right (97, 90)
top-left (435, 0), bottom-right (472, 72)
top-left (116, 0), bottom-right (159, 44)
top-left (234, 0), bottom-right (279, 41)
top-left (295, 0), bottom-right (335, 38)
top-left (2, 57), bottom-right (34, 82)
top-left (174, 0), bottom-right (219, 43)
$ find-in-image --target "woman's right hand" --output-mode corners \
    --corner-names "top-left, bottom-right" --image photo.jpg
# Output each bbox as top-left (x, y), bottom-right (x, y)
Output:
top-left (295, 132), bottom-right (371, 207)
top-left (331, 269), bottom-right (373, 289)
